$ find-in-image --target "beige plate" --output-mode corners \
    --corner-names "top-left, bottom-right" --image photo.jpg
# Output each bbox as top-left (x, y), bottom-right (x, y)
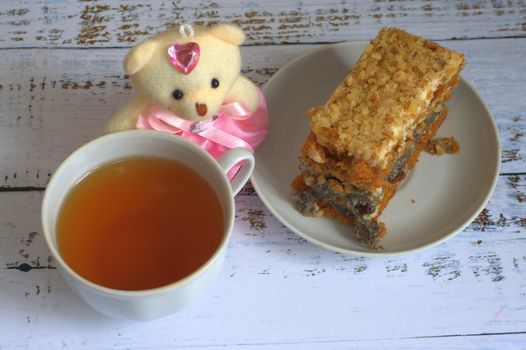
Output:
top-left (251, 41), bottom-right (501, 257)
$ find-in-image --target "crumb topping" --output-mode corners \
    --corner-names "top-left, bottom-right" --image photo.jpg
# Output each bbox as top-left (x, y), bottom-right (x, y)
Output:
top-left (310, 27), bottom-right (465, 168)
top-left (425, 136), bottom-right (461, 155)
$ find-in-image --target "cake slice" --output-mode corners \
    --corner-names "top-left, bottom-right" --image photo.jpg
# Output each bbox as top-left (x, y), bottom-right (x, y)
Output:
top-left (292, 28), bottom-right (465, 248)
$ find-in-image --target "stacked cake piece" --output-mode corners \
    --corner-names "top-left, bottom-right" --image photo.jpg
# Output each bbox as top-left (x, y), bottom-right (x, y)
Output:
top-left (292, 28), bottom-right (465, 247)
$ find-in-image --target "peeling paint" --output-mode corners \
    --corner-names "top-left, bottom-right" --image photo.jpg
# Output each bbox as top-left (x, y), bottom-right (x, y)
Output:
top-left (303, 268), bottom-right (326, 277)
top-left (238, 184), bottom-right (256, 196)
top-left (385, 260), bottom-right (408, 275)
top-left (335, 254), bottom-right (368, 274)
top-left (502, 149), bottom-right (521, 163)
top-left (0, 1), bottom-right (524, 47)
top-left (241, 209), bottom-right (267, 230)
top-left (21, 231), bottom-right (38, 246)
top-left (76, 4), bottom-right (111, 45)
top-left (422, 255), bottom-right (461, 281)
top-left (472, 208), bottom-right (492, 232)
top-left (468, 253), bottom-right (505, 282)
top-left (507, 175), bottom-right (520, 190)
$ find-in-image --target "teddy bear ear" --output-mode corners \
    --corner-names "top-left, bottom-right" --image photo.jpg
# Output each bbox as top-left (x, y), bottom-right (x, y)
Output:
top-left (208, 24), bottom-right (246, 46)
top-left (123, 39), bottom-right (159, 75)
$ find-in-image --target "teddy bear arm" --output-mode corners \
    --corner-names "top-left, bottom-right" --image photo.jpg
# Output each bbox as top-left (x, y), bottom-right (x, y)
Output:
top-left (224, 76), bottom-right (260, 112)
top-left (105, 95), bottom-right (151, 133)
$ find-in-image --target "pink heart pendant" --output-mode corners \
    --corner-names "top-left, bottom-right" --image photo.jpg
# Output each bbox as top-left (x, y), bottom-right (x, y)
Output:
top-left (168, 42), bottom-right (200, 75)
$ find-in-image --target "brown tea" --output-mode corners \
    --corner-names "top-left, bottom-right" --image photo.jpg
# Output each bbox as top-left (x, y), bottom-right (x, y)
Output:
top-left (56, 156), bottom-right (224, 291)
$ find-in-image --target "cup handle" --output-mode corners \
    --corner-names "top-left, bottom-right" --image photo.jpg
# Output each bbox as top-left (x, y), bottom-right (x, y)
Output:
top-left (216, 148), bottom-right (255, 196)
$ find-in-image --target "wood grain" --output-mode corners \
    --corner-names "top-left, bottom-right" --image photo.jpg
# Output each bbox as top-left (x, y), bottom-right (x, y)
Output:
top-left (0, 1), bottom-right (524, 347)
top-left (0, 38), bottom-right (524, 189)
top-left (0, 0), bottom-right (524, 48)
top-left (0, 174), bottom-right (524, 347)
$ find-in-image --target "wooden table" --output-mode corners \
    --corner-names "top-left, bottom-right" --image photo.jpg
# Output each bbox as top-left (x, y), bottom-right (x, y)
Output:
top-left (1, 1), bottom-right (525, 348)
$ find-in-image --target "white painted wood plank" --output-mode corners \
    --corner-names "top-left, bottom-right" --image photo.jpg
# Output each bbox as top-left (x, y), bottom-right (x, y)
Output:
top-left (261, 334), bottom-right (526, 350)
top-left (0, 0), bottom-right (524, 48)
top-left (251, 333), bottom-right (526, 350)
top-left (195, 334), bottom-right (525, 350)
top-left (0, 1), bottom-right (524, 346)
top-left (247, 333), bottom-right (526, 350)
top-left (0, 174), bottom-right (524, 347)
top-left (0, 38), bottom-right (524, 189)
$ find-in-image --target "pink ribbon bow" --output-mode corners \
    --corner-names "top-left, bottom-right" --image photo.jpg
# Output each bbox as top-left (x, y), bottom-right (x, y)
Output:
top-left (137, 88), bottom-right (269, 179)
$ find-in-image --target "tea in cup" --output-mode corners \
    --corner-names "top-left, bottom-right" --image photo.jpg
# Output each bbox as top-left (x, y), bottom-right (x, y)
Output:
top-left (41, 130), bottom-right (254, 320)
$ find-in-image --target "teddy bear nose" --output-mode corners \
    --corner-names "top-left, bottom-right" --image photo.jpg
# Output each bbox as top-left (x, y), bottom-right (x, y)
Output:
top-left (195, 103), bottom-right (208, 117)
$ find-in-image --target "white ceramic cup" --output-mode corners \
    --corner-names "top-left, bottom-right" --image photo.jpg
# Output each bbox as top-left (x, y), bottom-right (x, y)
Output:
top-left (41, 130), bottom-right (254, 321)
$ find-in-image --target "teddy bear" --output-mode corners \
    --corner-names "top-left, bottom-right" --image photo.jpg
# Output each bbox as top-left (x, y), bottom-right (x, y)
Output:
top-left (106, 23), bottom-right (268, 177)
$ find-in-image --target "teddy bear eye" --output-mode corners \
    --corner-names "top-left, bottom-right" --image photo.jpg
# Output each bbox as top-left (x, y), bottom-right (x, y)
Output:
top-left (211, 78), bottom-right (220, 89)
top-left (172, 89), bottom-right (184, 100)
